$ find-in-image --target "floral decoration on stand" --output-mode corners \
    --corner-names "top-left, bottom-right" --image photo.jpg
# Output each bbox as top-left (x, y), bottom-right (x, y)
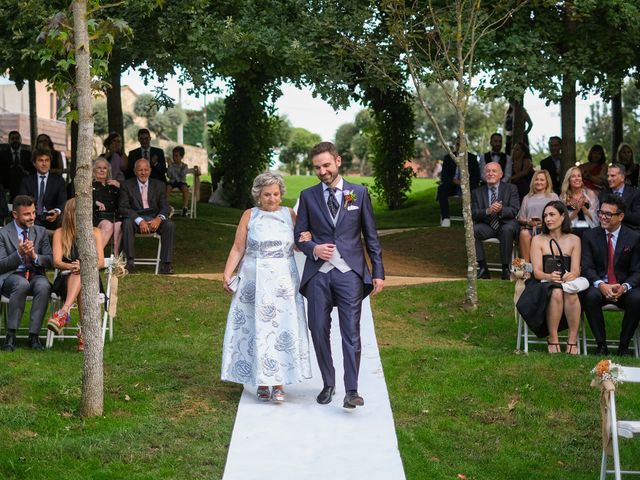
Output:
top-left (343, 190), bottom-right (357, 208)
top-left (591, 359), bottom-right (623, 386)
top-left (510, 257), bottom-right (533, 280)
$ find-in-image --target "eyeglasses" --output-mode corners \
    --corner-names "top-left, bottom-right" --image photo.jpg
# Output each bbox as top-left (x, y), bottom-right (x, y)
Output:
top-left (597, 210), bottom-right (622, 219)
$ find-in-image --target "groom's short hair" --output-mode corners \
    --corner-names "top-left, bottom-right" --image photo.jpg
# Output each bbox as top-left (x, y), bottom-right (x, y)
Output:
top-left (310, 141), bottom-right (339, 160)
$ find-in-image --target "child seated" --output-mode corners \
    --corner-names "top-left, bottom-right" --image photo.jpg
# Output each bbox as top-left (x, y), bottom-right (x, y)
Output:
top-left (166, 146), bottom-right (190, 216)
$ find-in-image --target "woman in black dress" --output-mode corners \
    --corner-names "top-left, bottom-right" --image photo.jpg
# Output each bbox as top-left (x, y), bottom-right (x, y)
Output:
top-left (92, 157), bottom-right (122, 254)
top-left (517, 201), bottom-right (582, 354)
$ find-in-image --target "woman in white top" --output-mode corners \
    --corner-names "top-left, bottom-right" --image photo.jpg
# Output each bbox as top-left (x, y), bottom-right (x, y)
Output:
top-left (517, 170), bottom-right (559, 261)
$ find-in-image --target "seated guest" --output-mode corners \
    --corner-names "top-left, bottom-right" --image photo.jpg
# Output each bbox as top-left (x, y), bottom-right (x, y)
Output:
top-left (35, 133), bottom-right (65, 176)
top-left (0, 195), bottom-right (53, 352)
top-left (581, 194), bottom-right (640, 356)
top-left (0, 130), bottom-right (34, 200)
top-left (579, 144), bottom-right (607, 192)
top-left (617, 142), bottom-right (638, 187)
top-left (517, 201), bottom-right (582, 354)
top-left (47, 198), bottom-right (104, 351)
top-left (437, 141), bottom-right (480, 227)
top-left (0, 184), bottom-right (8, 224)
top-left (119, 158), bottom-right (175, 274)
top-left (472, 162), bottom-right (520, 280)
top-left (540, 136), bottom-right (563, 194)
top-left (19, 148), bottom-right (67, 230)
top-left (509, 142), bottom-right (534, 200)
top-left (517, 170), bottom-right (559, 262)
top-left (102, 132), bottom-right (128, 183)
top-left (126, 128), bottom-right (166, 182)
top-left (560, 166), bottom-right (599, 238)
top-left (93, 157), bottom-right (122, 254)
top-left (599, 163), bottom-right (640, 230)
top-left (166, 146), bottom-right (190, 217)
top-left (479, 132), bottom-right (512, 181)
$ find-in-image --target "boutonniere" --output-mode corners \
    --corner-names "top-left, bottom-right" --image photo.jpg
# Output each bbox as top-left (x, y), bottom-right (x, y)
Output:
top-left (623, 246), bottom-right (631, 254)
top-left (343, 190), bottom-right (357, 208)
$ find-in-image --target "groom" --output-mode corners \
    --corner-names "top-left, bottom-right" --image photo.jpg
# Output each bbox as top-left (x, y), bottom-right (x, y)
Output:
top-left (295, 141), bottom-right (384, 409)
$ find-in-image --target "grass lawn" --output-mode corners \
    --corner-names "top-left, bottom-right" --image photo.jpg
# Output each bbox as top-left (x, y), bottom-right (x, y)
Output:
top-left (2, 177), bottom-right (639, 479)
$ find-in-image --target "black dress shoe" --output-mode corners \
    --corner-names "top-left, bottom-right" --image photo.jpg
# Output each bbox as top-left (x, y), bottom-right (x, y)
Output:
top-left (316, 386), bottom-right (335, 404)
top-left (595, 343), bottom-right (609, 355)
top-left (501, 268), bottom-right (511, 280)
top-left (2, 333), bottom-right (16, 352)
top-left (343, 390), bottom-right (364, 409)
top-left (28, 334), bottom-right (44, 351)
top-left (477, 267), bottom-right (490, 279)
top-left (160, 263), bottom-right (174, 275)
top-left (617, 347), bottom-right (634, 357)
top-left (126, 262), bottom-right (137, 274)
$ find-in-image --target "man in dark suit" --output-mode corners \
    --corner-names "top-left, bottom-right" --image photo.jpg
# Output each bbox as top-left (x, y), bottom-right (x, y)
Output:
top-left (581, 194), bottom-right (640, 356)
top-left (119, 158), bottom-right (175, 274)
top-left (437, 145), bottom-right (480, 227)
top-left (0, 195), bottom-right (53, 351)
top-left (0, 185), bottom-right (8, 224)
top-left (126, 128), bottom-right (166, 182)
top-left (294, 141), bottom-right (384, 409)
top-left (479, 133), bottom-right (512, 182)
top-left (0, 130), bottom-right (34, 200)
top-left (472, 162), bottom-right (520, 280)
top-left (599, 162), bottom-right (640, 230)
top-left (540, 136), bottom-right (562, 194)
top-left (19, 148), bottom-right (67, 230)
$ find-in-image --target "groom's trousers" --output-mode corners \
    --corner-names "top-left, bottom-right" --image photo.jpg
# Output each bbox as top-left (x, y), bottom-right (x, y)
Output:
top-left (306, 268), bottom-right (363, 391)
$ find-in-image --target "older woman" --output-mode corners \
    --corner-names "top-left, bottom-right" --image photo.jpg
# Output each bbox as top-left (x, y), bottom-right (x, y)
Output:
top-left (220, 172), bottom-right (311, 402)
top-left (617, 142), bottom-right (638, 187)
top-left (517, 201), bottom-right (582, 354)
top-left (509, 141), bottom-right (534, 200)
top-left (560, 166), bottom-right (599, 238)
top-left (517, 170), bottom-right (559, 261)
top-left (92, 157), bottom-right (122, 254)
top-left (103, 132), bottom-right (128, 183)
top-left (579, 144), bottom-right (607, 192)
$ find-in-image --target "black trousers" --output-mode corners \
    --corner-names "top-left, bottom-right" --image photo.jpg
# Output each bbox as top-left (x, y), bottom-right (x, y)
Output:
top-left (582, 286), bottom-right (640, 347)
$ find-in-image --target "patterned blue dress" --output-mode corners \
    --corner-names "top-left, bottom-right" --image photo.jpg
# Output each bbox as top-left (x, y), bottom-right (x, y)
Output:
top-left (221, 207), bottom-right (312, 386)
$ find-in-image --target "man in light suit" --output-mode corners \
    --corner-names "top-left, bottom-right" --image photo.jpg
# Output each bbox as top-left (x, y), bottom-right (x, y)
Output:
top-left (0, 195), bottom-right (52, 351)
top-left (599, 163), bottom-right (640, 230)
top-left (472, 162), bottom-right (520, 280)
top-left (19, 148), bottom-right (67, 230)
top-left (119, 158), bottom-right (175, 274)
top-left (581, 194), bottom-right (640, 356)
top-left (294, 141), bottom-right (384, 409)
top-left (126, 128), bottom-right (167, 182)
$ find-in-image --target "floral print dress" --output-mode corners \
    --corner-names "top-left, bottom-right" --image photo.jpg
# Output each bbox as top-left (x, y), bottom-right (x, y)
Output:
top-left (221, 207), bottom-right (312, 386)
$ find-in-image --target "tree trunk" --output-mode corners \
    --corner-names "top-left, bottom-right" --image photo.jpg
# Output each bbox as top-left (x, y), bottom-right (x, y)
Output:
top-left (560, 76), bottom-right (576, 174)
top-left (611, 89), bottom-right (623, 159)
top-left (106, 46), bottom-right (124, 142)
top-left (28, 78), bottom-right (37, 147)
top-left (73, 0), bottom-right (103, 417)
top-left (511, 96), bottom-right (525, 147)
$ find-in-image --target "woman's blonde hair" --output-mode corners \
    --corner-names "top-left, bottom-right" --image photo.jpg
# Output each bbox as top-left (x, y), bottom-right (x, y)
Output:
top-left (60, 198), bottom-right (77, 259)
top-left (560, 166), bottom-right (583, 202)
top-left (527, 169), bottom-right (553, 197)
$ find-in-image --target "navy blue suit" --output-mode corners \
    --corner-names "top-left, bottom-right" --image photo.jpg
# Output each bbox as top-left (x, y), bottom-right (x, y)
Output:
top-left (295, 180), bottom-right (384, 391)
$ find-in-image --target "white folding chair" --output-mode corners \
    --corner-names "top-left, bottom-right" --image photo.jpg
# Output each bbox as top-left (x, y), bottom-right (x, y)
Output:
top-left (0, 294), bottom-right (49, 340)
top-left (599, 365), bottom-right (640, 480)
top-left (134, 232), bottom-right (162, 275)
top-left (515, 309), bottom-right (581, 354)
top-left (482, 238), bottom-right (516, 273)
top-left (581, 305), bottom-right (640, 357)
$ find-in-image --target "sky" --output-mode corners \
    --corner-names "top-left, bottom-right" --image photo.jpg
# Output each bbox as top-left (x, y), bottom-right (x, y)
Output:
top-left (122, 69), bottom-right (600, 150)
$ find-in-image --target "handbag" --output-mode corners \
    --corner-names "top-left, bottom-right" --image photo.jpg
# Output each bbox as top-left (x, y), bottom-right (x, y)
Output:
top-left (543, 238), bottom-right (566, 275)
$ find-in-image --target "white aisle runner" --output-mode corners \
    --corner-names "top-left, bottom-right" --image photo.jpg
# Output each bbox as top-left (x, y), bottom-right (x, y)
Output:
top-left (222, 256), bottom-right (406, 480)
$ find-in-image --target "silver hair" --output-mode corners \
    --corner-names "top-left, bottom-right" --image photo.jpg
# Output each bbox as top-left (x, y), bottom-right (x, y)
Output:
top-left (251, 172), bottom-right (286, 204)
top-left (92, 156), bottom-right (112, 181)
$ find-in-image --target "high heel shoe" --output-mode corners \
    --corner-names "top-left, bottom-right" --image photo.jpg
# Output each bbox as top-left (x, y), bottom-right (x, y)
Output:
top-left (546, 338), bottom-right (561, 353)
top-left (256, 386), bottom-right (271, 402)
top-left (271, 387), bottom-right (285, 402)
top-left (566, 342), bottom-right (578, 355)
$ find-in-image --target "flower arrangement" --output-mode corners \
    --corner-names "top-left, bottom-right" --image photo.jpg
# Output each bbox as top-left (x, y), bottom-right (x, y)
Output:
top-left (343, 190), bottom-right (357, 208)
top-left (591, 359), bottom-right (623, 386)
top-left (510, 257), bottom-right (532, 280)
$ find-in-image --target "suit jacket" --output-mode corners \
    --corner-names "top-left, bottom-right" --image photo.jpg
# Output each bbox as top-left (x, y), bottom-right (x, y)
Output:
top-left (581, 225), bottom-right (640, 288)
top-left (471, 181), bottom-right (520, 226)
top-left (118, 177), bottom-right (171, 221)
top-left (19, 172), bottom-right (67, 213)
top-left (0, 221), bottom-right (53, 290)
top-left (294, 181), bottom-right (384, 298)
top-left (441, 152), bottom-right (480, 189)
top-left (0, 147), bottom-right (34, 199)
top-left (540, 156), bottom-right (562, 194)
top-left (0, 185), bottom-right (8, 223)
top-left (599, 186), bottom-right (640, 230)
top-left (127, 146), bottom-right (167, 182)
